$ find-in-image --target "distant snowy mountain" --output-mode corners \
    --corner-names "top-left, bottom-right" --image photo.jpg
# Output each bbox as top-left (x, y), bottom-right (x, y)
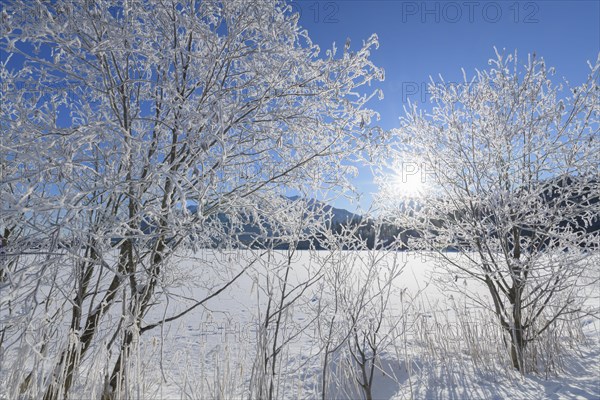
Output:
top-left (181, 197), bottom-right (361, 249)
top-left (286, 195), bottom-right (360, 225)
top-left (187, 196), bottom-right (359, 226)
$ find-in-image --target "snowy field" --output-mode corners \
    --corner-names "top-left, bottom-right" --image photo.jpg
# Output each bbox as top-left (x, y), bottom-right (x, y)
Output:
top-left (151, 251), bottom-right (600, 400)
top-left (4, 250), bottom-right (593, 399)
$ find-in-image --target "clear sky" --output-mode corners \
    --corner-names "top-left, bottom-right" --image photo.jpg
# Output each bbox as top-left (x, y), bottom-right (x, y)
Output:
top-left (294, 0), bottom-right (600, 212)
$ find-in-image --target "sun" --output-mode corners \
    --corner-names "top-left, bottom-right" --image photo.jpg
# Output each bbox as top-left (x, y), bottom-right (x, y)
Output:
top-left (392, 171), bottom-right (425, 198)
top-left (388, 163), bottom-right (429, 199)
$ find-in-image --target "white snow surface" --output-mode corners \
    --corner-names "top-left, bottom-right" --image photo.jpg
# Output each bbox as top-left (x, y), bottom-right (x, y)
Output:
top-left (1, 251), bottom-right (598, 399)
top-left (115, 251), bottom-right (600, 399)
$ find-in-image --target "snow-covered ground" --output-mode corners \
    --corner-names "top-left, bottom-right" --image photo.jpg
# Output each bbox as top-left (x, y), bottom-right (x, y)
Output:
top-left (123, 251), bottom-right (600, 399)
top-left (1, 250), bottom-right (598, 399)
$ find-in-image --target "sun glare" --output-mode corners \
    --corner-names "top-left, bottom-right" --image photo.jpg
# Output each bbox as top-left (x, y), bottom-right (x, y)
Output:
top-left (389, 164), bottom-right (429, 198)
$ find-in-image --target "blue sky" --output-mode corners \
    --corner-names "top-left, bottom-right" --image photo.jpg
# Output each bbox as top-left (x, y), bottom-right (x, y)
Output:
top-left (294, 0), bottom-right (600, 211)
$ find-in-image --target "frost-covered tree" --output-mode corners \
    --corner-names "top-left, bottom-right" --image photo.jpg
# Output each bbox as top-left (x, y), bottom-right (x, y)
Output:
top-left (0, 1), bottom-right (383, 398)
top-left (381, 50), bottom-right (599, 372)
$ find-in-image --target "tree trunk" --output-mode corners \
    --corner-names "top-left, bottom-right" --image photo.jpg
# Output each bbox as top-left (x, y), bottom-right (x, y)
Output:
top-left (102, 329), bottom-right (135, 400)
top-left (508, 285), bottom-right (525, 372)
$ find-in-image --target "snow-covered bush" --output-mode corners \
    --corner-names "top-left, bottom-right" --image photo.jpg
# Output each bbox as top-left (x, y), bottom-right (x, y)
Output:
top-left (381, 50), bottom-right (600, 372)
